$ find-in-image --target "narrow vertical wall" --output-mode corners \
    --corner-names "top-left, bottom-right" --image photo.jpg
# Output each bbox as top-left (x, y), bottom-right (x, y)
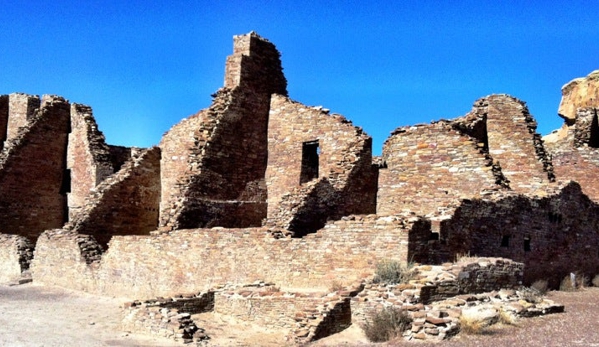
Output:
top-left (6, 93), bottom-right (40, 142)
top-left (0, 96), bottom-right (70, 240)
top-left (67, 104), bottom-right (115, 219)
top-left (159, 32), bottom-right (287, 230)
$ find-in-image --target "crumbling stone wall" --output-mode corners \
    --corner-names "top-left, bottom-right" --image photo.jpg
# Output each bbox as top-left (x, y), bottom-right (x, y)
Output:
top-left (378, 120), bottom-right (497, 217)
top-left (0, 234), bottom-right (33, 283)
top-left (67, 103), bottom-right (115, 219)
top-left (0, 95), bottom-right (70, 240)
top-left (379, 94), bottom-right (554, 217)
top-left (483, 94), bottom-right (554, 193)
top-left (439, 181), bottom-right (599, 287)
top-left (159, 32), bottom-right (287, 230)
top-left (6, 93), bottom-right (40, 143)
top-left (66, 147), bottom-right (161, 246)
top-left (32, 214), bottom-right (426, 298)
top-left (266, 95), bottom-right (378, 235)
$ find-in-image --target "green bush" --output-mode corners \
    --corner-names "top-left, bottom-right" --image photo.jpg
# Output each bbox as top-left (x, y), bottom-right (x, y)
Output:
top-left (362, 307), bottom-right (412, 342)
top-left (373, 259), bottom-right (412, 285)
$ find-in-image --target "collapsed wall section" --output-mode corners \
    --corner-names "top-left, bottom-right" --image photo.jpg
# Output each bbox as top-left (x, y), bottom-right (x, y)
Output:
top-left (378, 120), bottom-right (497, 217)
top-left (0, 234), bottom-right (33, 283)
top-left (266, 95), bottom-right (378, 235)
top-left (159, 32), bottom-right (287, 231)
top-left (439, 181), bottom-right (599, 287)
top-left (32, 214), bottom-right (426, 298)
top-left (0, 95), bottom-right (70, 240)
top-left (67, 104), bottom-right (115, 219)
top-left (66, 147), bottom-right (161, 246)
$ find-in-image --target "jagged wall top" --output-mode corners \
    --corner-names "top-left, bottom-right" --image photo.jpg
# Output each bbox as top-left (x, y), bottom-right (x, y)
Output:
top-left (224, 32), bottom-right (288, 96)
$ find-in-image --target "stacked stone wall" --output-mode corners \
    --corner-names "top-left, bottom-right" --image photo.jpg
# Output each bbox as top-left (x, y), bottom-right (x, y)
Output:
top-left (159, 32), bottom-right (286, 230)
top-left (0, 234), bottom-right (34, 283)
top-left (6, 93), bottom-right (40, 143)
top-left (0, 96), bottom-right (70, 240)
top-left (266, 95), bottom-right (377, 234)
top-left (67, 103), bottom-right (115, 219)
top-left (378, 120), bottom-right (496, 217)
top-left (440, 181), bottom-right (599, 287)
top-left (484, 95), bottom-right (554, 193)
top-left (66, 147), bottom-right (161, 246)
top-left (32, 214), bottom-right (424, 298)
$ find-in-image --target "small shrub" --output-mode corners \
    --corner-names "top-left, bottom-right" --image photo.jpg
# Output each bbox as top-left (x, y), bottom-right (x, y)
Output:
top-left (559, 275), bottom-right (576, 292)
top-left (362, 307), bottom-right (412, 342)
top-left (531, 279), bottom-right (548, 295)
top-left (592, 275), bottom-right (599, 287)
top-left (373, 260), bottom-right (412, 285)
top-left (329, 280), bottom-right (343, 292)
top-left (520, 288), bottom-right (543, 304)
top-left (459, 316), bottom-right (487, 335)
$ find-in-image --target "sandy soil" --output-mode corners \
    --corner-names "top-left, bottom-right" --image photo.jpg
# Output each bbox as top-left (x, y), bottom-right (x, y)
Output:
top-left (0, 283), bottom-right (181, 347)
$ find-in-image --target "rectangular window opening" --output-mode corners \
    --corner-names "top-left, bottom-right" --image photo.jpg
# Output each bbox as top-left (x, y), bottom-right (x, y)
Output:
top-left (501, 235), bottom-right (510, 248)
top-left (60, 168), bottom-right (71, 195)
top-left (524, 236), bottom-right (531, 252)
top-left (300, 140), bottom-right (319, 184)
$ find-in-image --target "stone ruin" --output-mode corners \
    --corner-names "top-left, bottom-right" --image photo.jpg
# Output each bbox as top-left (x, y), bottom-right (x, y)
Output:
top-left (1, 32), bottom-right (599, 344)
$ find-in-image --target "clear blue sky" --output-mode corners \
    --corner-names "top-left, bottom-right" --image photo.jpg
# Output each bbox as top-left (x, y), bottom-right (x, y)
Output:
top-left (1, 1), bottom-right (598, 155)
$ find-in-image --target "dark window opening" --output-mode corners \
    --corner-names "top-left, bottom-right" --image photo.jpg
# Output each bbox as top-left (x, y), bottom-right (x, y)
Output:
top-left (501, 235), bottom-right (510, 247)
top-left (548, 212), bottom-right (563, 223)
top-left (60, 169), bottom-right (71, 195)
top-left (590, 109), bottom-right (599, 148)
top-left (429, 232), bottom-right (440, 241)
top-left (300, 140), bottom-right (319, 184)
top-left (524, 236), bottom-right (531, 252)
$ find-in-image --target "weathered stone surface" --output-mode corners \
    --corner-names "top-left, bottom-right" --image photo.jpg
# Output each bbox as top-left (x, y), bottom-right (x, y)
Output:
top-left (558, 69), bottom-right (599, 121)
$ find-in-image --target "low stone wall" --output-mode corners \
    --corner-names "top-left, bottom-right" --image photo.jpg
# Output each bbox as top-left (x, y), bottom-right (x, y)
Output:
top-left (32, 214), bottom-right (424, 298)
top-left (0, 234), bottom-right (33, 283)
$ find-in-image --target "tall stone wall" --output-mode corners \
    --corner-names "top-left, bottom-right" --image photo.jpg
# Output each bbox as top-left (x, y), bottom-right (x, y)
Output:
top-left (0, 95), bottom-right (8, 148)
top-left (159, 32), bottom-right (287, 230)
top-left (67, 103), bottom-right (115, 219)
top-left (32, 214), bottom-right (426, 298)
top-left (0, 95), bottom-right (70, 240)
top-left (6, 93), bottom-right (40, 143)
top-left (378, 120), bottom-right (496, 217)
top-left (66, 147), bottom-right (161, 246)
top-left (483, 95), bottom-right (554, 193)
top-left (439, 182), bottom-right (599, 287)
top-left (266, 95), bottom-right (377, 234)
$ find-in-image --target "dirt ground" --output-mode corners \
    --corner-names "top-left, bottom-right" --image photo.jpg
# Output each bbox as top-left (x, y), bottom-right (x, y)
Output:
top-left (0, 283), bottom-right (181, 347)
top-left (2, 283), bottom-right (599, 347)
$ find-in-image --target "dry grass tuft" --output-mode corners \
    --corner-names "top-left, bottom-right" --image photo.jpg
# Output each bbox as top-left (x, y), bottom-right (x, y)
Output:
top-left (372, 259), bottom-right (413, 285)
top-left (459, 315), bottom-right (488, 335)
top-left (498, 309), bottom-right (519, 326)
top-left (531, 279), bottom-right (549, 295)
top-left (362, 307), bottom-right (412, 342)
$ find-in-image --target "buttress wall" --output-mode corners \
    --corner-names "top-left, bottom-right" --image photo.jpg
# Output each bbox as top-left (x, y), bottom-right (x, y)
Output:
top-left (67, 104), bottom-right (115, 219)
top-left (0, 95), bottom-right (70, 240)
top-left (159, 32), bottom-right (287, 230)
top-left (266, 95), bottom-right (378, 234)
top-left (66, 147), bottom-right (161, 246)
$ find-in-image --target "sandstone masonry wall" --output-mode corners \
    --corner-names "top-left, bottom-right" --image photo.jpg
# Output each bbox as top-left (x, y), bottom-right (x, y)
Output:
top-left (266, 95), bottom-right (377, 234)
top-left (0, 234), bottom-right (33, 283)
top-left (32, 214), bottom-right (425, 298)
top-left (439, 182), bottom-right (599, 287)
top-left (67, 103), bottom-right (115, 219)
top-left (66, 147), bottom-right (161, 246)
top-left (378, 120), bottom-right (496, 217)
top-left (6, 93), bottom-right (40, 143)
top-left (0, 96), bottom-right (70, 240)
top-left (159, 32), bottom-right (287, 230)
